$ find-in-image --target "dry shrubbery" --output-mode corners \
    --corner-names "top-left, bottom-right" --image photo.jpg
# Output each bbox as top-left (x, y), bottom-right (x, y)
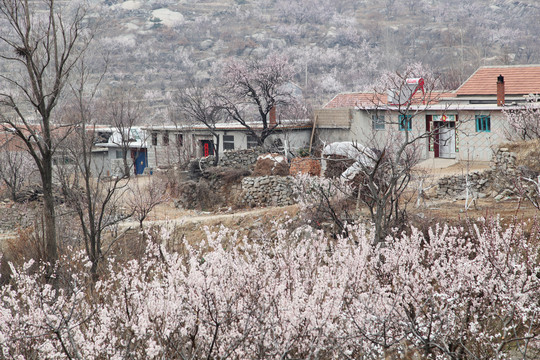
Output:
top-left (503, 138), bottom-right (540, 173)
top-left (176, 166), bottom-right (251, 210)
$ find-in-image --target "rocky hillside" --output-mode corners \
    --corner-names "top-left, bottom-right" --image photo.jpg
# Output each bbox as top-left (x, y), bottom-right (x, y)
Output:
top-left (5, 0), bottom-right (540, 120)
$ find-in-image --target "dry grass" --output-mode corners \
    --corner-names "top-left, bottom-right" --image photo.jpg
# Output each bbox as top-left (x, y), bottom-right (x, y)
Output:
top-left (168, 205), bottom-right (299, 252)
top-left (502, 138), bottom-right (540, 172)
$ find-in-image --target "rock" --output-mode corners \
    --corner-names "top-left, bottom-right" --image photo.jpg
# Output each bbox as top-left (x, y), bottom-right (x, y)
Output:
top-left (199, 39), bottom-right (213, 50)
top-left (501, 189), bottom-right (514, 197)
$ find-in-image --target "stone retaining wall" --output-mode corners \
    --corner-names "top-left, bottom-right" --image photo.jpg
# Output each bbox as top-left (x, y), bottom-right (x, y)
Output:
top-left (242, 176), bottom-right (296, 207)
top-left (436, 171), bottom-right (490, 199)
top-left (197, 148), bottom-right (264, 169)
top-left (436, 148), bottom-right (521, 200)
top-left (220, 148), bottom-right (265, 167)
top-left (189, 148), bottom-right (265, 178)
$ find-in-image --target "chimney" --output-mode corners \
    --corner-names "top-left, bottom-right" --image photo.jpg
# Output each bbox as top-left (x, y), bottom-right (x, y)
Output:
top-left (269, 106), bottom-right (277, 127)
top-left (497, 74), bottom-right (505, 106)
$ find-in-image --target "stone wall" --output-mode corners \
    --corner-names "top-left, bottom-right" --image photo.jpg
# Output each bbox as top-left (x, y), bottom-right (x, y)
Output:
top-left (490, 147), bottom-right (518, 193)
top-left (436, 171), bottom-right (490, 199)
top-left (242, 176), bottom-right (296, 207)
top-left (436, 148), bottom-right (521, 200)
top-left (220, 148), bottom-right (265, 167)
top-left (190, 148), bottom-right (264, 176)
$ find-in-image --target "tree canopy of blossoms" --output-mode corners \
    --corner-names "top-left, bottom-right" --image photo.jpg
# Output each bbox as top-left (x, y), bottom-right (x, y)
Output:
top-left (0, 219), bottom-right (539, 359)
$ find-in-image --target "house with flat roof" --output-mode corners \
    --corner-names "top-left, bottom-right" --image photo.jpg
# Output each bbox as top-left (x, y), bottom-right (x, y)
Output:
top-left (143, 118), bottom-right (312, 170)
top-left (315, 65), bottom-right (540, 162)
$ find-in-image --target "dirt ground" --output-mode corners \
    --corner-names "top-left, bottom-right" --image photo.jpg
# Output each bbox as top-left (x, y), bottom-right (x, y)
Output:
top-left (129, 161), bottom-right (537, 227)
top-left (115, 162), bottom-right (539, 254)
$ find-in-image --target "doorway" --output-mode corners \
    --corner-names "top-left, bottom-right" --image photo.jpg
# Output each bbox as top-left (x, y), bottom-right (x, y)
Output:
top-left (133, 149), bottom-right (148, 175)
top-left (201, 140), bottom-right (214, 157)
top-left (435, 121), bottom-right (456, 158)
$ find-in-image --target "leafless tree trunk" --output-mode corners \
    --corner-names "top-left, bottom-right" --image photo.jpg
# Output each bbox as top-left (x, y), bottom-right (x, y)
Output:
top-left (0, 0), bottom-right (91, 265)
top-left (56, 62), bottom-right (132, 279)
top-left (105, 88), bottom-right (143, 177)
top-left (174, 86), bottom-right (223, 165)
top-left (0, 147), bottom-right (35, 201)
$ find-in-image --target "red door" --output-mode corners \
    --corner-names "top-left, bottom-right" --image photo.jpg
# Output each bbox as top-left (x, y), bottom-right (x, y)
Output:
top-left (201, 140), bottom-right (214, 157)
top-left (434, 124), bottom-right (440, 158)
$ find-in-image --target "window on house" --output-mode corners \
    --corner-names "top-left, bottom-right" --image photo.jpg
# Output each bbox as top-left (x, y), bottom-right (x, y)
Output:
top-left (163, 132), bottom-right (169, 146)
top-left (176, 133), bottom-right (183, 147)
top-left (247, 135), bottom-right (259, 148)
top-left (115, 150), bottom-right (123, 159)
top-left (372, 114), bottom-right (385, 130)
top-left (130, 129), bottom-right (141, 142)
top-left (475, 115), bottom-right (491, 132)
top-left (95, 131), bottom-right (111, 144)
top-left (399, 115), bottom-right (412, 131)
top-left (151, 132), bottom-right (158, 146)
top-left (223, 135), bottom-right (234, 150)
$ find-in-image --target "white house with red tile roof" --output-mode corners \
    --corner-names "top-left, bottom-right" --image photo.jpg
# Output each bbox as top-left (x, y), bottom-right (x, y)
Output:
top-left (315, 65), bottom-right (540, 161)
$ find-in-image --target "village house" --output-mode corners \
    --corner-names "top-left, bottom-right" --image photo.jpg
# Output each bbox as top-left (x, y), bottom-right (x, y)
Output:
top-left (0, 124), bottom-right (150, 178)
top-left (92, 126), bottom-right (149, 176)
top-left (143, 119), bottom-right (312, 170)
top-left (315, 65), bottom-right (540, 162)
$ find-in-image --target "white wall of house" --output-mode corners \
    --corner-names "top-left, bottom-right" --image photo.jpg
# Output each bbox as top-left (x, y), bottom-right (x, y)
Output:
top-left (147, 130), bottom-right (210, 169)
top-left (454, 111), bottom-right (509, 162)
top-left (146, 127), bottom-right (312, 169)
top-left (90, 150), bottom-right (110, 177)
top-left (318, 108), bottom-right (509, 162)
top-left (317, 110), bottom-right (430, 159)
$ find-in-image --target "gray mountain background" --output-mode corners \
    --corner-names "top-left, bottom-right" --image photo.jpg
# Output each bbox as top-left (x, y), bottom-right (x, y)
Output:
top-left (12, 0), bottom-right (540, 121)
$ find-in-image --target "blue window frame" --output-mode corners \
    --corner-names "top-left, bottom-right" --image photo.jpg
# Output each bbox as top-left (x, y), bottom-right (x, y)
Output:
top-left (399, 115), bottom-right (412, 131)
top-left (475, 115), bottom-right (491, 132)
top-left (372, 115), bottom-right (385, 130)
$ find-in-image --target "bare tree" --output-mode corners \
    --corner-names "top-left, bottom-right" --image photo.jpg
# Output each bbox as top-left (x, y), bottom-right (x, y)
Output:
top-left (126, 177), bottom-right (169, 231)
top-left (356, 65), bottom-right (445, 244)
top-left (105, 88), bottom-right (143, 177)
top-left (174, 86), bottom-right (223, 165)
top-left (0, 0), bottom-right (91, 264)
top-left (0, 144), bottom-right (35, 201)
top-left (317, 64), bottom-right (448, 244)
top-left (217, 55), bottom-right (297, 147)
top-left (56, 63), bottom-right (132, 278)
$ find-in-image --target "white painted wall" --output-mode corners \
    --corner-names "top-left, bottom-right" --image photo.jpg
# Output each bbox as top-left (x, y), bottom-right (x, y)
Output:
top-left (454, 111), bottom-right (509, 162)
top-left (146, 128), bottom-right (312, 168)
top-left (318, 108), bottom-right (510, 162)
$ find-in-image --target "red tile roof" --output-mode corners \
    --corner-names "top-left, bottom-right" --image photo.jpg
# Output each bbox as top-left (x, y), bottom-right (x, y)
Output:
top-left (324, 91), bottom-right (453, 109)
top-left (324, 92), bottom-right (385, 108)
top-left (456, 65), bottom-right (540, 96)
